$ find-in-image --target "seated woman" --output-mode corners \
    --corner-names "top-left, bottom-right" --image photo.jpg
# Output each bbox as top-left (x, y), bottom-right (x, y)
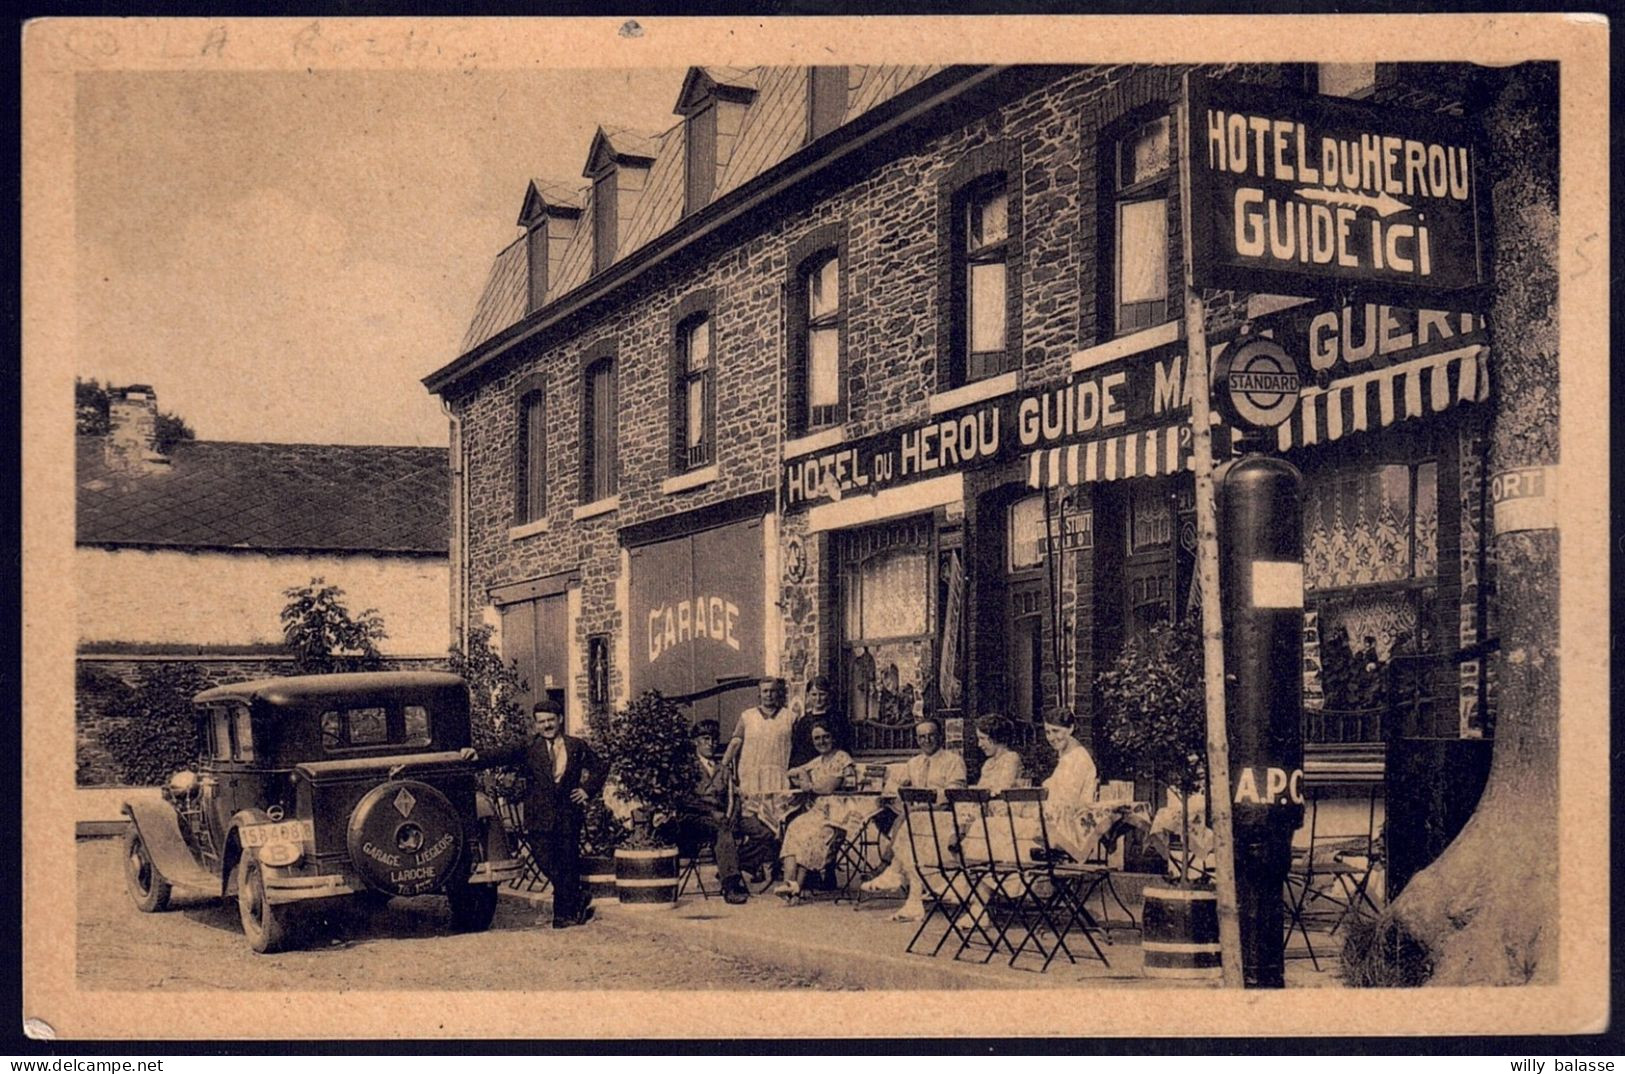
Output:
top-left (883, 713), bottom-right (1025, 923)
top-left (958, 711), bottom-right (1102, 914)
top-left (774, 721), bottom-right (853, 902)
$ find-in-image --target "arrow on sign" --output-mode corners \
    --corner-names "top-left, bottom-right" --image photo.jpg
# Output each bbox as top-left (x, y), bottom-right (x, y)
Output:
top-left (1293, 186), bottom-right (1412, 217)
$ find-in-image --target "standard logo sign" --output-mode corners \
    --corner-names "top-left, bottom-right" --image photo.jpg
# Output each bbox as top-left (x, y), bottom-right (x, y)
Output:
top-left (1215, 338), bottom-right (1301, 430)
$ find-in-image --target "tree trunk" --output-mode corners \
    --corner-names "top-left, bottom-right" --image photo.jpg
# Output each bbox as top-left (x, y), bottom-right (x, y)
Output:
top-left (1352, 63), bottom-right (1560, 987)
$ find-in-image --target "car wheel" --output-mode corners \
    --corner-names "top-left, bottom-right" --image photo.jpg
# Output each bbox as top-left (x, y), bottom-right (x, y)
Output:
top-left (446, 883), bottom-right (499, 933)
top-left (123, 827), bottom-right (172, 913)
top-left (237, 854), bottom-right (292, 954)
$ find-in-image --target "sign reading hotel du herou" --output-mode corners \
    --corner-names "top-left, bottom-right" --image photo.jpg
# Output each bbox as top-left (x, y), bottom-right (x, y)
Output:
top-left (1186, 75), bottom-right (1490, 305)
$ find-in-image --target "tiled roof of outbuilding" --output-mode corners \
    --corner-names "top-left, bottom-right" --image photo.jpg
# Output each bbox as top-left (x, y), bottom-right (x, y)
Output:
top-left (76, 438), bottom-right (449, 555)
top-left (458, 64), bottom-right (945, 355)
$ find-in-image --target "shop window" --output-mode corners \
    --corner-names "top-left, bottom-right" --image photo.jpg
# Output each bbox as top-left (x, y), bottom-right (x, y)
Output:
top-left (956, 178), bottom-right (1012, 382)
top-left (675, 314), bottom-right (714, 470)
top-left (515, 385), bottom-right (547, 524)
top-left (583, 357), bottom-right (617, 501)
top-left (840, 519), bottom-right (934, 734)
top-left (1303, 460), bottom-right (1439, 744)
top-left (787, 231), bottom-right (846, 436)
top-left (1112, 115), bottom-right (1172, 336)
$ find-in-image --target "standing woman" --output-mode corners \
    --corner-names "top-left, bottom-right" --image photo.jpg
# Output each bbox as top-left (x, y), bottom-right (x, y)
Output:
top-left (789, 674), bottom-right (846, 768)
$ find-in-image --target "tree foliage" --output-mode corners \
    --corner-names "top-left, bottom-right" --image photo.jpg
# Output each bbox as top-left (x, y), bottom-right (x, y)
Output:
top-left (1095, 619), bottom-right (1207, 794)
top-left (448, 623), bottom-right (530, 753)
top-left (278, 578), bottom-right (388, 675)
top-left (588, 691), bottom-right (699, 850)
top-left (82, 662), bottom-right (210, 786)
top-left (75, 377), bottom-right (197, 453)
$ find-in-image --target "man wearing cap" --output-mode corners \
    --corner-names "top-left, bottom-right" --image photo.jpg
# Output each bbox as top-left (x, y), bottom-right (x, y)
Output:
top-left (672, 720), bottom-right (752, 904)
top-left (481, 698), bottom-right (605, 928)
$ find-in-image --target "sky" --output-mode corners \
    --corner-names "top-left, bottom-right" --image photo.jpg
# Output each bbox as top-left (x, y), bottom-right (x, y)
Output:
top-left (74, 66), bottom-right (687, 446)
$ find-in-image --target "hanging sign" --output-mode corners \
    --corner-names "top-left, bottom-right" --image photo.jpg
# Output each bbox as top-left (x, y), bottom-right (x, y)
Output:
top-left (1213, 338), bottom-right (1301, 430)
top-left (1186, 75), bottom-right (1489, 306)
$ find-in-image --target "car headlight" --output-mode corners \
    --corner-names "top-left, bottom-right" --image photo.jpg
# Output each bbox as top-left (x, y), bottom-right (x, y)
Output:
top-left (259, 841), bottom-right (303, 867)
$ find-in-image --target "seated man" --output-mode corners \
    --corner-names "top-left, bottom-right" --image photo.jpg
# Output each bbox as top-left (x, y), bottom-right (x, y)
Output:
top-left (670, 720), bottom-right (753, 904)
top-left (861, 717), bottom-right (967, 893)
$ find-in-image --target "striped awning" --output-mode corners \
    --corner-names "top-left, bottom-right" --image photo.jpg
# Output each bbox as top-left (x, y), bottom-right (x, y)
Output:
top-left (1274, 344), bottom-right (1488, 452)
top-left (1026, 422), bottom-right (1195, 489)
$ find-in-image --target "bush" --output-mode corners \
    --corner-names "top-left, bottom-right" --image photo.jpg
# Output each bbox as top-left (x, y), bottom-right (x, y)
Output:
top-left (448, 624), bottom-right (530, 753)
top-left (91, 662), bottom-right (210, 786)
top-left (279, 578), bottom-right (387, 675)
top-left (580, 799), bottom-right (630, 857)
top-left (588, 691), bottom-right (698, 850)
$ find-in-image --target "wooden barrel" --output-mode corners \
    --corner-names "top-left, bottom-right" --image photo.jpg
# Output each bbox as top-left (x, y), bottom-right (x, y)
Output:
top-left (613, 846), bottom-right (678, 908)
top-left (580, 854), bottom-right (618, 906)
top-left (1141, 884), bottom-right (1223, 979)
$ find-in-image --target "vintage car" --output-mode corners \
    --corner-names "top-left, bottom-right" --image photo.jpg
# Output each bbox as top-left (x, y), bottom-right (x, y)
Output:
top-left (121, 671), bottom-right (519, 953)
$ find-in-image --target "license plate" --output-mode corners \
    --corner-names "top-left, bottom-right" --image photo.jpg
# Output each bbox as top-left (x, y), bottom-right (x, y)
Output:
top-left (241, 820), bottom-right (312, 848)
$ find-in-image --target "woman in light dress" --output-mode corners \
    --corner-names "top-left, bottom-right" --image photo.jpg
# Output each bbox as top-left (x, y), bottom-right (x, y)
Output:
top-left (774, 721), bottom-right (853, 902)
top-left (722, 677), bottom-right (797, 796)
top-left (885, 713), bottom-right (1025, 923)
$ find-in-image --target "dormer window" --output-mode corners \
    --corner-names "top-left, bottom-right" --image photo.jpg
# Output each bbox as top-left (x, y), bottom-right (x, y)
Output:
top-left (807, 66), bottom-right (847, 142)
top-left (584, 127), bottom-right (658, 276)
top-left (518, 180), bottom-right (583, 314)
top-left (676, 67), bottom-right (758, 217)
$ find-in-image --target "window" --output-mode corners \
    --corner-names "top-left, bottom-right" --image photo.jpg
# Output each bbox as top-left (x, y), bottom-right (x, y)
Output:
top-left (807, 66), bottom-right (847, 142)
top-left (319, 705), bottom-right (431, 752)
top-left (403, 705), bottom-right (432, 746)
top-left (230, 704), bottom-right (255, 762)
top-left (1113, 115), bottom-right (1171, 335)
top-left (840, 518), bottom-right (934, 732)
top-left (1007, 495), bottom-right (1046, 573)
top-left (1302, 460), bottom-right (1439, 744)
top-left (1316, 63), bottom-right (1377, 99)
top-left (592, 173), bottom-right (617, 274)
top-left (957, 179), bottom-right (1012, 381)
top-left (676, 314), bottom-right (714, 470)
top-left (209, 707), bottom-right (231, 761)
top-left (583, 357), bottom-right (618, 501)
top-left (516, 386), bottom-right (547, 524)
top-left (685, 103), bottom-right (717, 215)
top-left (787, 228), bottom-right (847, 437)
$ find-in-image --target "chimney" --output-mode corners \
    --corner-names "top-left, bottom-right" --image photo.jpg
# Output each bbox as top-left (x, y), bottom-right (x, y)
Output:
top-left (105, 384), bottom-right (170, 471)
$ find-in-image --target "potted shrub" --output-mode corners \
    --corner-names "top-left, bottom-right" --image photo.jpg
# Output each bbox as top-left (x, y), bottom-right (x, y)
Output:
top-left (578, 799), bottom-right (629, 906)
top-left (1096, 619), bottom-right (1220, 979)
top-left (589, 691), bottom-right (699, 908)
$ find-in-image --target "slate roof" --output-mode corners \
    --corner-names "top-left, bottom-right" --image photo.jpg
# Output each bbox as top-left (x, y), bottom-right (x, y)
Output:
top-left (459, 64), bottom-right (945, 355)
top-left (76, 438), bottom-right (449, 555)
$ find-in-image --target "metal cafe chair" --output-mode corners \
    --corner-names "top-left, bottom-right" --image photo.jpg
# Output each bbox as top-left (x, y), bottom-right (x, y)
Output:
top-left (897, 788), bottom-right (997, 959)
top-left (1284, 785), bottom-right (1382, 968)
top-left (1083, 829), bottom-right (1140, 935)
top-left (996, 787), bottom-right (1112, 972)
top-left (943, 788), bottom-right (1022, 964)
top-left (488, 772), bottom-right (550, 895)
top-left (676, 841), bottom-right (720, 900)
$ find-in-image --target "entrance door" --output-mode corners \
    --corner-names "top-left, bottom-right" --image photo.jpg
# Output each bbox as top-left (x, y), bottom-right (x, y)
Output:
top-left (1004, 494), bottom-right (1048, 726)
top-left (1124, 480), bottom-right (1176, 641)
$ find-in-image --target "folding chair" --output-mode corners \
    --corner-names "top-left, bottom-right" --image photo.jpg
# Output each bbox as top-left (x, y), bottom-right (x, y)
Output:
top-left (897, 788), bottom-right (1000, 959)
top-left (676, 841), bottom-right (719, 900)
top-left (1083, 826), bottom-right (1139, 934)
top-left (490, 776), bottom-right (550, 895)
top-left (943, 788), bottom-right (1021, 964)
top-left (829, 817), bottom-right (884, 907)
top-left (996, 788), bottom-right (1111, 971)
top-left (1283, 785), bottom-right (1381, 968)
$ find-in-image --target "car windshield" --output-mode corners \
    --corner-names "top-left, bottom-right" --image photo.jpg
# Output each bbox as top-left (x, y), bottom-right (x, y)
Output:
top-left (319, 703), bottom-right (434, 752)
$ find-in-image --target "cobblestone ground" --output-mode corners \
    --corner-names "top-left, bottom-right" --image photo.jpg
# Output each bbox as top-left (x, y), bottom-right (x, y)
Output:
top-left (77, 838), bottom-right (854, 991)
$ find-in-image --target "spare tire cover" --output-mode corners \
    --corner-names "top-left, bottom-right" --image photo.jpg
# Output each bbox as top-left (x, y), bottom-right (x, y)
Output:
top-left (346, 780), bottom-right (464, 896)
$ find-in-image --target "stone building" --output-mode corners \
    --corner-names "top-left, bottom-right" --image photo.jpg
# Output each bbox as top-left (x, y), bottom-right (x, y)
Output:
top-left (426, 63), bottom-right (1501, 880)
top-left (76, 385), bottom-right (450, 784)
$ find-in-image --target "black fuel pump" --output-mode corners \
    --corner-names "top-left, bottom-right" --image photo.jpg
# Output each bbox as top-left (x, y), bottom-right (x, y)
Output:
top-left (1217, 451), bottom-right (1306, 988)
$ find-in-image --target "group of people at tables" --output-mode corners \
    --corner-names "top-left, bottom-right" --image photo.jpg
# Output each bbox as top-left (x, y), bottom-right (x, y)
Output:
top-left (673, 674), bottom-right (1121, 921)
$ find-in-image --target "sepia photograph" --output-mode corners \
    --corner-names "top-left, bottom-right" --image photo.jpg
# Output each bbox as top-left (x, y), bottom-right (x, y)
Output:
top-left (20, 13), bottom-right (1611, 1041)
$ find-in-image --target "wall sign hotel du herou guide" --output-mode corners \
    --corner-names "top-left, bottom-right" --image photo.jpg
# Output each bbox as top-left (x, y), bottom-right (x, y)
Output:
top-left (782, 338), bottom-right (1194, 509)
top-left (1185, 75), bottom-right (1490, 306)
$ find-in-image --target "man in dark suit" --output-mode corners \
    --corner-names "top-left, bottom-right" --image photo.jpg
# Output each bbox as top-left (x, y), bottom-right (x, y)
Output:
top-left (483, 698), bottom-right (606, 928)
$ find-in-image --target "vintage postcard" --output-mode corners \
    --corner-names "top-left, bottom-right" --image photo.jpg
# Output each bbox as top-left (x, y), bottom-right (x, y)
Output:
top-left (20, 14), bottom-right (1610, 1040)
